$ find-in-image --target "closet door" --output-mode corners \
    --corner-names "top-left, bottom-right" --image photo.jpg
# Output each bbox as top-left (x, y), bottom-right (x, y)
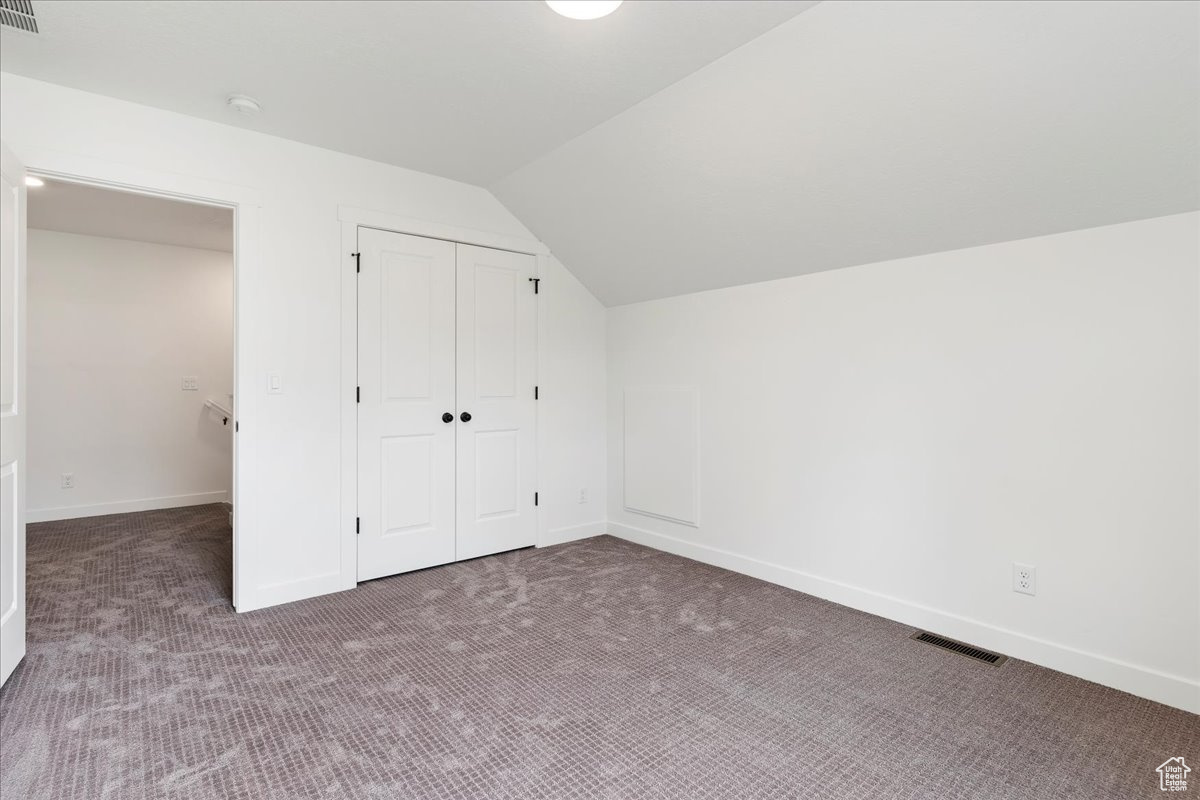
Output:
top-left (454, 244), bottom-right (537, 560)
top-left (357, 228), bottom-right (456, 581)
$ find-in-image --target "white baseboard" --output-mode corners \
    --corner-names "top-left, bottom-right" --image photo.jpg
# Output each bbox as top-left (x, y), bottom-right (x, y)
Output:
top-left (608, 521), bottom-right (1200, 715)
top-left (539, 520), bottom-right (607, 548)
top-left (26, 491), bottom-right (230, 524)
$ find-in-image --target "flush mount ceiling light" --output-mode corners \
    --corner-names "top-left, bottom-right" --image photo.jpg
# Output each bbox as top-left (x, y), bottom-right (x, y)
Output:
top-left (226, 94), bottom-right (263, 115)
top-left (24, 176), bottom-right (43, 187)
top-left (546, 1), bottom-right (623, 21)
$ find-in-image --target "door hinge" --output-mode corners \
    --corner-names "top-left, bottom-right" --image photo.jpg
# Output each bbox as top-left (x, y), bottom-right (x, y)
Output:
top-left (356, 386), bottom-right (361, 403)
top-left (534, 491), bottom-right (539, 507)
top-left (356, 516), bottom-right (360, 534)
top-left (528, 277), bottom-right (540, 294)
top-left (352, 252), bottom-right (361, 273)
top-left (235, 421), bottom-right (239, 432)
top-left (534, 385), bottom-right (539, 400)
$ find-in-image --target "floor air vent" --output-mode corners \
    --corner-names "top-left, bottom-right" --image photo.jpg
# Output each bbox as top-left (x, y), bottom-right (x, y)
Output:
top-left (911, 631), bottom-right (1007, 666)
top-left (0, 0), bottom-right (38, 34)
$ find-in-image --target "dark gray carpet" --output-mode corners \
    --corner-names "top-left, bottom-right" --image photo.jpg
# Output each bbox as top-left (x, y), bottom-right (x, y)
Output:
top-left (0, 505), bottom-right (1195, 799)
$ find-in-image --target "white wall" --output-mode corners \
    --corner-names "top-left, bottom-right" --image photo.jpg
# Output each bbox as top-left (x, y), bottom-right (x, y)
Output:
top-left (540, 256), bottom-right (607, 545)
top-left (607, 212), bottom-right (1200, 713)
top-left (27, 230), bottom-right (233, 521)
top-left (1, 73), bottom-right (608, 610)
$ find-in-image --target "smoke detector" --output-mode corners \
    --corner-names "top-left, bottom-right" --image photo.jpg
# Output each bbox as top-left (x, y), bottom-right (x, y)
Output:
top-left (226, 94), bottom-right (263, 116)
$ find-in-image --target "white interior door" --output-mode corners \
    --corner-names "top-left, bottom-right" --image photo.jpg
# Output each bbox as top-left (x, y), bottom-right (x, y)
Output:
top-left (0, 143), bottom-right (27, 686)
top-left (357, 228), bottom-right (457, 581)
top-left (454, 244), bottom-right (537, 561)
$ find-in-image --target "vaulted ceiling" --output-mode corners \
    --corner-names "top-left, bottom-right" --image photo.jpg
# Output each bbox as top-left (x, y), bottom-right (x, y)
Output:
top-left (3, 1), bottom-right (1196, 306)
top-left (494, 0), bottom-right (1200, 305)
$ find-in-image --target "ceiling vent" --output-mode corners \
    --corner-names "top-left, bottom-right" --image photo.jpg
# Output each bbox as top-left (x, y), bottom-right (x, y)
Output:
top-left (0, 1), bottom-right (38, 34)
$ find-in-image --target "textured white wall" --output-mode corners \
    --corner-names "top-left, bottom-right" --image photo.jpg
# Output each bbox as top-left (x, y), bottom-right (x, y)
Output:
top-left (2, 73), bottom-right (608, 609)
top-left (27, 230), bottom-right (233, 520)
top-left (607, 213), bottom-right (1200, 712)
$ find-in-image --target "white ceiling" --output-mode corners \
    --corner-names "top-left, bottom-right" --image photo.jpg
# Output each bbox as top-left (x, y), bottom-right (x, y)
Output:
top-left (494, 0), bottom-right (1200, 305)
top-left (0, 0), bottom-right (814, 185)
top-left (5, 1), bottom-right (1196, 306)
top-left (28, 179), bottom-right (234, 252)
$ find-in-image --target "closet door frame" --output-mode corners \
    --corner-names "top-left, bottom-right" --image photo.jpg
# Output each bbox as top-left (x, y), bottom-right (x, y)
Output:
top-left (338, 206), bottom-right (550, 590)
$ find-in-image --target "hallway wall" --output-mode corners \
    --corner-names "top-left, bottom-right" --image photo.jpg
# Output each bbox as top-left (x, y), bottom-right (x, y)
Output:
top-left (27, 229), bottom-right (233, 521)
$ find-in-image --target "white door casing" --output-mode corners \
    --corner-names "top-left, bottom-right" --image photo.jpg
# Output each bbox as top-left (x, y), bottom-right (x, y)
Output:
top-left (0, 143), bottom-right (27, 686)
top-left (356, 228), bottom-right (457, 580)
top-left (454, 244), bottom-right (538, 561)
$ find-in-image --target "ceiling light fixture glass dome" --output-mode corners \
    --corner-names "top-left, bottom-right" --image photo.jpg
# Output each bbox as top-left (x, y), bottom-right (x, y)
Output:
top-left (546, 1), bottom-right (623, 21)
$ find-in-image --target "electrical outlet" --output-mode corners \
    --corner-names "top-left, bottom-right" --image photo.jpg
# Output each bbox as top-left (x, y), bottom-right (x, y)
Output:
top-left (578, 488), bottom-right (588, 504)
top-left (1013, 562), bottom-right (1036, 596)
top-left (61, 473), bottom-right (74, 489)
top-left (181, 376), bottom-right (199, 391)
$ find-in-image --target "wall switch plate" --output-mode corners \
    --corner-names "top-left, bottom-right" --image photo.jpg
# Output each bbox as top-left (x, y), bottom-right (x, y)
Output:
top-left (578, 488), bottom-right (588, 504)
top-left (267, 372), bottom-right (283, 394)
top-left (181, 376), bottom-right (199, 391)
top-left (1013, 562), bottom-right (1037, 596)
top-left (61, 473), bottom-right (74, 489)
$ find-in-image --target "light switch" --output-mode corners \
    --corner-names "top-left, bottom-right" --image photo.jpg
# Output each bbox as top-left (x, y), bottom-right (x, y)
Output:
top-left (181, 376), bottom-right (199, 391)
top-left (267, 372), bottom-right (283, 394)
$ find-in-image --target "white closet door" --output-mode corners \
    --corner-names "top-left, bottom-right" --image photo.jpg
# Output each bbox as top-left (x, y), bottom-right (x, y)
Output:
top-left (357, 228), bottom-right (457, 581)
top-left (0, 143), bottom-right (27, 686)
top-left (454, 244), bottom-right (537, 561)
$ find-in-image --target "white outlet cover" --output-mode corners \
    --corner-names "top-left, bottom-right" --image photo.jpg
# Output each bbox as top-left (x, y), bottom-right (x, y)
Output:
top-left (1013, 562), bottom-right (1037, 596)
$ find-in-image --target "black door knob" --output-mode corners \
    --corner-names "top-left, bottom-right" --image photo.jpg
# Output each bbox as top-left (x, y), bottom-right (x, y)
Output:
top-left (442, 412), bottom-right (453, 423)
top-left (460, 411), bottom-right (472, 423)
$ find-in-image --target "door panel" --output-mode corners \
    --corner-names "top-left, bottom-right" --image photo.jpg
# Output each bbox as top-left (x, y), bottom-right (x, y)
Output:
top-left (455, 244), bottom-right (537, 561)
top-left (0, 142), bottom-right (26, 686)
top-left (357, 228), bottom-right (456, 581)
top-left (382, 434), bottom-right (434, 533)
top-left (473, 266), bottom-right (517, 398)
top-left (474, 429), bottom-right (519, 518)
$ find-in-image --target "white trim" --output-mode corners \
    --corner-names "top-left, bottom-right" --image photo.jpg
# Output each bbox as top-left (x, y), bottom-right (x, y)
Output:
top-left (607, 520), bottom-right (1200, 714)
top-left (24, 150), bottom-right (263, 209)
top-left (539, 521), bottom-right (607, 548)
top-left (16, 147), bottom-right (260, 611)
top-left (338, 205), bottom-right (549, 256)
top-left (535, 253), bottom-right (550, 552)
top-left (27, 491), bottom-right (230, 524)
top-left (338, 222), bottom-right (359, 593)
top-left (231, 204), bottom-right (259, 613)
top-left (623, 507), bottom-right (700, 529)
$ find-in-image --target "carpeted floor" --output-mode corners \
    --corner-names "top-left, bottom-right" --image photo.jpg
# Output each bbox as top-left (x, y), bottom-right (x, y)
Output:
top-left (0, 505), bottom-right (1195, 799)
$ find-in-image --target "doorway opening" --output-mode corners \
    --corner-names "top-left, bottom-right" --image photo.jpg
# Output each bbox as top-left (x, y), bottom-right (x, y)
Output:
top-left (25, 177), bottom-right (236, 602)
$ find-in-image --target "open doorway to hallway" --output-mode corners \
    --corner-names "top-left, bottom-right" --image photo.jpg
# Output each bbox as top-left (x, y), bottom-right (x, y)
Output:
top-left (24, 178), bottom-right (235, 597)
